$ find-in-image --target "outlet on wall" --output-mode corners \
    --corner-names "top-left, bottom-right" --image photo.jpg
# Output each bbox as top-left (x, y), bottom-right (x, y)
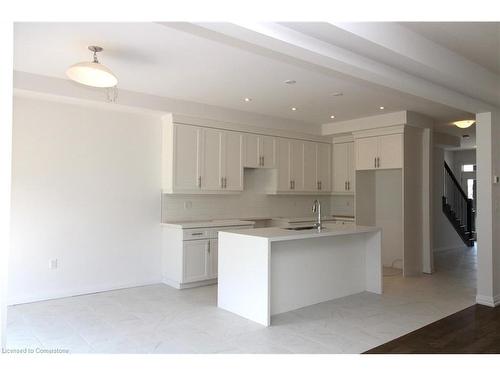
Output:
top-left (49, 259), bottom-right (58, 270)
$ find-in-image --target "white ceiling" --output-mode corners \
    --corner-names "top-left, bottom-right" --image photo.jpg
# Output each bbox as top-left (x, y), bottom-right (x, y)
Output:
top-left (402, 22), bottom-right (500, 75)
top-left (14, 22), bottom-right (473, 126)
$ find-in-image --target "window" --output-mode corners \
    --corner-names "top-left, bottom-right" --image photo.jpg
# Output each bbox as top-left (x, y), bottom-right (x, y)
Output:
top-left (467, 179), bottom-right (474, 200)
top-left (462, 164), bottom-right (475, 172)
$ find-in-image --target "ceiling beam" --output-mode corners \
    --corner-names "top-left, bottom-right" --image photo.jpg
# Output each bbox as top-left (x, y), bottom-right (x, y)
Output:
top-left (164, 22), bottom-right (495, 115)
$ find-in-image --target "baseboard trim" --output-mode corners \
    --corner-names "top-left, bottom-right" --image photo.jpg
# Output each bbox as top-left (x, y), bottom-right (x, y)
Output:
top-left (162, 277), bottom-right (217, 290)
top-left (8, 278), bottom-right (162, 306)
top-left (476, 294), bottom-right (500, 307)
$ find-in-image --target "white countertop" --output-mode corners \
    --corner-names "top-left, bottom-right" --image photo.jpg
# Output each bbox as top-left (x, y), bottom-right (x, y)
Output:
top-left (162, 219), bottom-right (255, 229)
top-left (271, 215), bottom-right (354, 223)
top-left (220, 223), bottom-right (380, 242)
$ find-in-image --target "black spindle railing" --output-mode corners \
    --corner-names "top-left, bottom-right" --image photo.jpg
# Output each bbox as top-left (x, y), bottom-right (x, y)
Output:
top-left (442, 162), bottom-right (474, 246)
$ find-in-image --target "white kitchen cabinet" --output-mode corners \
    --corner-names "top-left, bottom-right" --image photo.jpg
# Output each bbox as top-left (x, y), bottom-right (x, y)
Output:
top-left (222, 131), bottom-right (244, 191)
top-left (201, 128), bottom-right (223, 190)
top-left (332, 142), bottom-right (355, 193)
top-left (209, 239), bottom-right (218, 278)
top-left (290, 140), bottom-right (304, 191)
top-left (164, 124), bottom-right (202, 192)
top-left (303, 141), bottom-right (317, 191)
top-left (276, 138), bottom-right (291, 191)
top-left (183, 239), bottom-right (210, 283)
top-left (276, 138), bottom-right (304, 191)
top-left (275, 138), bottom-right (330, 193)
top-left (316, 142), bottom-right (332, 192)
top-left (243, 134), bottom-right (276, 168)
top-left (163, 122), bottom-right (242, 193)
top-left (162, 222), bottom-right (254, 289)
top-left (355, 133), bottom-right (403, 170)
top-left (378, 134), bottom-right (403, 169)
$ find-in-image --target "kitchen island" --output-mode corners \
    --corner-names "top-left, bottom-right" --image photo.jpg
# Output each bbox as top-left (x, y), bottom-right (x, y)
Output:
top-left (217, 224), bottom-right (382, 326)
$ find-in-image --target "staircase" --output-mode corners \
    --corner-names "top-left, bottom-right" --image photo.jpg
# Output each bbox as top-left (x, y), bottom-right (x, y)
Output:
top-left (442, 161), bottom-right (475, 247)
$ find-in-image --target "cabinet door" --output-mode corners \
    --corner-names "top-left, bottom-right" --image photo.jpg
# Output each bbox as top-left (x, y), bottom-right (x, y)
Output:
top-left (173, 125), bottom-right (202, 191)
top-left (260, 136), bottom-right (276, 168)
top-left (333, 143), bottom-right (349, 192)
top-left (290, 140), bottom-right (304, 191)
top-left (303, 141), bottom-right (317, 192)
top-left (209, 239), bottom-right (218, 278)
top-left (317, 143), bottom-right (331, 192)
top-left (201, 129), bottom-right (223, 190)
top-left (243, 133), bottom-right (259, 168)
top-left (276, 138), bottom-right (292, 191)
top-left (347, 142), bottom-right (355, 192)
top-left (378, 134), bottom-right (403, 169)
top-left (355, 137), bottom-right (378, 170)
top-left (223, 131), bottom-right (243, 191)
top-left (183, 240), bottom-right (210, 283)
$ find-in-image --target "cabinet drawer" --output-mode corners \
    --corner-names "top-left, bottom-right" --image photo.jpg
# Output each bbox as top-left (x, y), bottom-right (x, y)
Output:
top-left (183, 228), bottom-right (210, 240)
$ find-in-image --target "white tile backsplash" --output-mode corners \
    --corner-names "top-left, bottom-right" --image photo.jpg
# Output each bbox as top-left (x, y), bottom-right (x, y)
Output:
top-left (162, 169), bottom-right (332, 221)
top-left (330, 195), bottom-right (355, 216)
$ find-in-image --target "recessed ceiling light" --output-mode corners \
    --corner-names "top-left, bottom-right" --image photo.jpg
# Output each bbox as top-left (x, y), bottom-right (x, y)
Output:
top-left (244, 97), bottom-right (252, 102)
top-left (330, 115), bottom-right (336, 119)
top-left (291, 107), bottom-right (297, 111)
top-left (284, 80), bottom-right (296, 85)
top-left (331, 92), bottom-right (343, 96)
top-left (379, 106), bottom-right (385, 110)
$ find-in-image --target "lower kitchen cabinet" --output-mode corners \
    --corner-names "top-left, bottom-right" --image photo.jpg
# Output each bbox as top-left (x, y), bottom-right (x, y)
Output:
top-left (161, 223), bottom-right (253, 289)
top-left (183, 239), bottom-right (211, 283)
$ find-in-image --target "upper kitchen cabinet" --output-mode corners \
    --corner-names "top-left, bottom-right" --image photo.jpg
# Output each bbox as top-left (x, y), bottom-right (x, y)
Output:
top-left (221, 131), bottom-right (244, 191)
top-left (354, 132), bottom-right (403, 170)
top-left (332, 141), bottom-right (354, 194)
top-left (303, 141), bottom-right (317, 191)
top-left (243, 134), bottom-right (276, 168)
top-left (276, 138), bottom-right (304, 192)
top-left (273, 138), bottom-right (330, 194)
top-left (316, 142), bottom-right (332, 192)
top-left (162, 122), bottom-right (243, 194)
top-left (162, 123), bottom-right (202, 193)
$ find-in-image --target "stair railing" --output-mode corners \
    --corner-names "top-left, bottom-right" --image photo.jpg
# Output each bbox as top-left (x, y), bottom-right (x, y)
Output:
top-left (443, 161), bottom-right (473, 238)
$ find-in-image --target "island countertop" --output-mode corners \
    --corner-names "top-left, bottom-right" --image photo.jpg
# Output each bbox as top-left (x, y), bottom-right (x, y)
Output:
top-left (219, 223), bottom-right (380, 242)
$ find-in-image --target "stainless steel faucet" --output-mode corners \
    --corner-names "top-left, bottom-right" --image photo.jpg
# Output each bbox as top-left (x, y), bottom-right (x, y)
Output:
top-left (312, 199), bottom-right (323, 230)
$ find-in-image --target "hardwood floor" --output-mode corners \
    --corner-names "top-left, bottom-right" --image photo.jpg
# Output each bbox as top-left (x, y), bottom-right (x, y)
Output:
top-left (365, 304), bottom-right (500, 354)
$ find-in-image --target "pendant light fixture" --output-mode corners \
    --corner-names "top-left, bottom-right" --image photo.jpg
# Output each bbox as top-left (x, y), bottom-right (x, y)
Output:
top-left (453, 120), bottom-right (475, 129)
top-left (66, 46), bottom-right (118, 88)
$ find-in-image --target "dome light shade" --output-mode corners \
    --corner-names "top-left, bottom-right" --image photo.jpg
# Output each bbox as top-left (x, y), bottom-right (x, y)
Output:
top-left (66, 46), bottom-right (117, 88)
top-left (454, 120), bottom-right (475, 129)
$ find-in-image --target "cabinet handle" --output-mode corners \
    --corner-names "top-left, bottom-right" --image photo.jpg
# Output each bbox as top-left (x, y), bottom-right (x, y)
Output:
top-left (198, 176), bottom-right (201, 188)
top-left (345, 181), bottom-right (347, 191)
top-left (290, 180), bottom-right (293, 190)
top-left (262, 156), bottom-right (265, 166)
top-left (377, 157), bottom-right (380, 168)
top-left (192, 232), bottom-right (204, 236)
top-left (319, 181), bottom-right (322, 190)
top-left (292, 180), bottom-right (295, 190)
top-left (347, 181), bottom-right (350, 190)
top-left (221, 177), bottom-right (224, 188)
top-left (224, 177), bottom-right (227, 189)
top-left (374, 157), bottom-right (377, 168)
top-left (207, 241), bottom-right (210, 254)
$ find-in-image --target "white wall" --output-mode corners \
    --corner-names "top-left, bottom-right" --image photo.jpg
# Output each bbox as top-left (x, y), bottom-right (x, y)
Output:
top-left (9, 96), bottom-right (163, 305)
top-left (162, 168), bottom-right (331, 221)
top-left (476, 111), bottom-right (500, 306)
top-left (432, 147), bottom-right (464, 252)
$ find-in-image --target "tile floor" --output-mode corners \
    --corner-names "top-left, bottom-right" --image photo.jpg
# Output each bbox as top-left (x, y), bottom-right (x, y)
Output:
top-left (6, 246), bottom-right (477, 354)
